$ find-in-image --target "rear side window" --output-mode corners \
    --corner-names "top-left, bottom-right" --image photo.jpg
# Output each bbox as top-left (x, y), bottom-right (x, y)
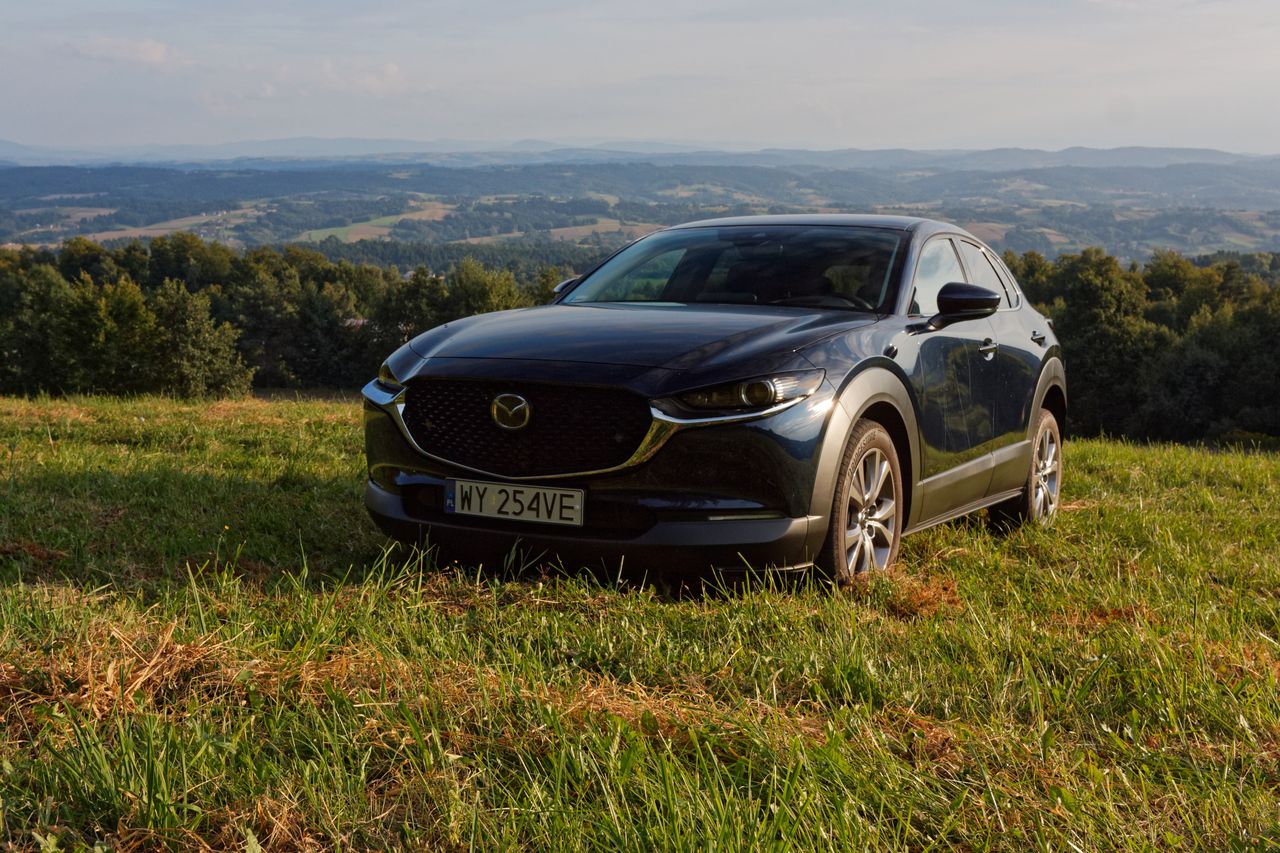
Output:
top-left (958, 241), bottom-right (1014, 308)
top-left (991, 255), bottom-right (1023, 308)
top-left (910, 237), bottom-right (963, 315)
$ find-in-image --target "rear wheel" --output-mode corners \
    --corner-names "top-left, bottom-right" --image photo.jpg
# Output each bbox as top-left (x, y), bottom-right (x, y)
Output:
top-left (818, 419), bottom-right (904, 586)
top-left (991, 408), bottom-right (1062, 526)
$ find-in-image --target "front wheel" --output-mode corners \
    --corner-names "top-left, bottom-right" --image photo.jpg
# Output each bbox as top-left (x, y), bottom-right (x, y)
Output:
top-left (818, 419), bottom-right (904, 586)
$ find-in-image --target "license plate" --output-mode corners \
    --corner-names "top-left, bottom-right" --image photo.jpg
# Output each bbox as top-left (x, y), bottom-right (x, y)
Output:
top-left (446, 479), bottom-right (584, 527)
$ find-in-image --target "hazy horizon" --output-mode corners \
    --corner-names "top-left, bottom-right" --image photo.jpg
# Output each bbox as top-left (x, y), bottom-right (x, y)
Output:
top-left (3, 0), bottom-right (1278, 152)
top-left (2, 135), bottom-right (1277, 159)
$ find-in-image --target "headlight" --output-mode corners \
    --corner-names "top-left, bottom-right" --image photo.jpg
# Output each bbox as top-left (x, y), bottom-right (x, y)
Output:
top-left (670, 370), bottom-right (825, 415)
top-left (377, 362), bottom-right (404, 391)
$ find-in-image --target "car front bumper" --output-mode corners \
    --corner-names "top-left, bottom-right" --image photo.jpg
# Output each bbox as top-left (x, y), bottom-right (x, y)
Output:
top-left (365, 478), bottom-right (820, 573)
top-left (362, 373), bottom-right (838, 573)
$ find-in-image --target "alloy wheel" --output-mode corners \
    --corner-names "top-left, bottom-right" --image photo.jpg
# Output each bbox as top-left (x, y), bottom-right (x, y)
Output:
top-left (844, 447), bottom-right (897, 573)
top-left (1033, 426), bottom-right (1060, 521)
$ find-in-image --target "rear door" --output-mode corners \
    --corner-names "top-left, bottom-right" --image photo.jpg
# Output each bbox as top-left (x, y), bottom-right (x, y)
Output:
top-left (956, 240), bottom-right (1043, 495)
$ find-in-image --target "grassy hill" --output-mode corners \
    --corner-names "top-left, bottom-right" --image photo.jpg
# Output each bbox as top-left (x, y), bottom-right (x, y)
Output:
top-left (1, 396), bottom-right (1277, 848)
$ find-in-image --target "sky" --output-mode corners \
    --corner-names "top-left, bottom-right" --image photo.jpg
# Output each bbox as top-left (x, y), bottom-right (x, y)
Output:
top-left (2, 0), bottom-right (1278, 152)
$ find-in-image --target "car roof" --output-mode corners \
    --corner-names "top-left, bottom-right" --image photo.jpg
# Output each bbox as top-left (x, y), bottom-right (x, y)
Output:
top-left (666, 213), bottom-right (975, 241)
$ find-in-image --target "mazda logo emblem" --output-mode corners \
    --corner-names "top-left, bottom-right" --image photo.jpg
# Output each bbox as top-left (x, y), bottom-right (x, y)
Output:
top-left (491, 393), bottom-right (531, 430)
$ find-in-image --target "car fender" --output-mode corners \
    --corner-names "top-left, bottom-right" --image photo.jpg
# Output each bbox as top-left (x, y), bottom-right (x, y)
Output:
top-left (1029, 355), bottom-right (1067, 439)
top-left (808, 361), bottom-right (921, 528)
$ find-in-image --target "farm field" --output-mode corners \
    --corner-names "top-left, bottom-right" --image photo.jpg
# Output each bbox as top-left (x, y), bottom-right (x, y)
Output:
top-left (80, 208), bottom-right (262, 245)
top-left (458, 217), bottom-right (662, 245)
top-left (0, 396), bottom-right (1277, 849)
top-left (297, 200), bottom-right (452, 243)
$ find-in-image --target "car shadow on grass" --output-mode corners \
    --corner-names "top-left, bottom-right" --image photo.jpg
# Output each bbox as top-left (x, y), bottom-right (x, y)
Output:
top-left (0, 462), bottom-right (762, 600)
top-left (0, 461), bottom-right (967, 604)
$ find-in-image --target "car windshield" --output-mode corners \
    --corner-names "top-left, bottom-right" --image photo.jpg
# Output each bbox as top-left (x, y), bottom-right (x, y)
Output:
top-left (563, 225), bottom-right (906, 312)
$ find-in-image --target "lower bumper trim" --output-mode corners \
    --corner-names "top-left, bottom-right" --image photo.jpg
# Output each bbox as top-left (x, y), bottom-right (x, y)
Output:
top-left (364, 480), bottom-right (819, 573)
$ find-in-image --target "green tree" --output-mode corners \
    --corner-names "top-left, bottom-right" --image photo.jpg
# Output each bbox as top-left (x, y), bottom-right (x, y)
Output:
top-left (1143, 291), bottom-right (1280, 439)
top-left (1049, 248), bottom-right (1173, 436)
top-left (0, 265), bottom-right (77, 393)
top-left (147, 279), bottom-right (253, 397)
top-left (58, 236), bottom-right (119, 285)
top-left (293, 281), bottom-right (365, 387)
top-left (217, 265), bottom-right (303, 387)
top-left (530, 265), bottom-right (566, 304)
top-left (439, 257), bottom-right (531, 322)
top-left (364, 266), bottom-right (447, 362)
top-left (148, 232), bottom-right (234, 290)
top-left (1003, 250), bottom-right (1054, 306)
top-left (95, 276), bottom-right (160, 393)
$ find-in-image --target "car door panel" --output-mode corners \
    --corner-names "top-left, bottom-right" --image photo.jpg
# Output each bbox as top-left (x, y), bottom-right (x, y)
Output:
top-left (953, 240), bottom-right (1043, 498)
top-left (908, 318), bottom-right (997, 519)
top-left (900, 236), bottom-right (997, 521)
top-left (985, 309), bottom-right (1043, 493)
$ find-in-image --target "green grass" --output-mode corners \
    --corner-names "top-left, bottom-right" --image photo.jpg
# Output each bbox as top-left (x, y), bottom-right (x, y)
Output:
top-left (1, 395), bottom-right (1277, 850)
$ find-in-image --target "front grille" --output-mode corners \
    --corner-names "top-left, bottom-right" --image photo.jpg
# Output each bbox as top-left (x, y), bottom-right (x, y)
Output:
top-left (400, 379), bottom-right (654, 477)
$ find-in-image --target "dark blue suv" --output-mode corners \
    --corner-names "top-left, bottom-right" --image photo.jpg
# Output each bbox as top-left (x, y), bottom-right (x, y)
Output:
top-left (363, 215), bottom-right (1066, 584)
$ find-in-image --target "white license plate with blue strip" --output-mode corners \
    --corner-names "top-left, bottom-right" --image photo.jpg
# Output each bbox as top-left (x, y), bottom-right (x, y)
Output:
top-left (446, 479), bottom-right (584, 527)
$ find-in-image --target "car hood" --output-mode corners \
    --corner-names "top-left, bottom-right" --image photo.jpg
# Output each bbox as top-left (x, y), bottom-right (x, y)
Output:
top-left (408, 303), bottom-right (879, 371)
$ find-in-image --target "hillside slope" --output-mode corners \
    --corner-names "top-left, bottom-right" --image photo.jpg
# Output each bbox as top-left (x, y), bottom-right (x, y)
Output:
top-left (1, 396), bottom-right (1277, 848)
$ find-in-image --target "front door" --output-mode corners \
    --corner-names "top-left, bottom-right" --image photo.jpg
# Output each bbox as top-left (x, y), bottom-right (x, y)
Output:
top-left (903, 236), bottom-right (997, 520)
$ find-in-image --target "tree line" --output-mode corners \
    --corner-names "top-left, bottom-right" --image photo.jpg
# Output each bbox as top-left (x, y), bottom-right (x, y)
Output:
top-left (1, 234), bottom-right (561, 396)
top-left (2, 233), bottom-right (1278, 442)
top-left (1006, 247), bottom-right (1279, 441)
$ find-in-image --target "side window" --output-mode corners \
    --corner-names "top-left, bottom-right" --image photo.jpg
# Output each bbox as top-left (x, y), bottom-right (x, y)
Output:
top-left (911, 237), bottom-right (963, 315)
top-left (958, 241), bottom-right (1014, 308)
top-left (991, 255), bottom-right (1023, 309)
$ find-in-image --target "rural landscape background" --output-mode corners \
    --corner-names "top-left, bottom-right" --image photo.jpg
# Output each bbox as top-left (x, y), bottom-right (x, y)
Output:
top-left (4, 0), bottom-right (1280, 841)
top-left (4, 142), bottom-right (1280, 442)
top-left (2, 139), bottom-right (1279, 848)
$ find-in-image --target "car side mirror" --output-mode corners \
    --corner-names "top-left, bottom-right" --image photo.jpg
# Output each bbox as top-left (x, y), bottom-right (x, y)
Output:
top-left (925, 282), bottom-right (1001, 330)
top-left (552, 277), bottom-right (579, 295)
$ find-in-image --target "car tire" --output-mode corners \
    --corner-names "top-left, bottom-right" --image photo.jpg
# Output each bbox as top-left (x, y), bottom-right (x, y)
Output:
top-left (990, 408), bottom-right (1062, 527)
top-left (818, 419), bottom-right (904, 586)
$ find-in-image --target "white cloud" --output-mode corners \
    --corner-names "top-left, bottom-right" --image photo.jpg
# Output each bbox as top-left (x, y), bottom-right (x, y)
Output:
top-left (73, 36), bottom-right (187, 68)
top-left (319, 59), bottom-right (413, 98)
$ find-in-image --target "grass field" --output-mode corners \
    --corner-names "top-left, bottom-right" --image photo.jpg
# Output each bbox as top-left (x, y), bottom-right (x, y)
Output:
top-left (1, 396), bottom-right (1277, 849)
top-left (298, 201), bottom-right (452, 243)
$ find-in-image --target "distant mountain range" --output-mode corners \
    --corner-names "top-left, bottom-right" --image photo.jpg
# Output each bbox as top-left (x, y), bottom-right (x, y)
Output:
top-left (0, 137), bottom-right (1271, 171)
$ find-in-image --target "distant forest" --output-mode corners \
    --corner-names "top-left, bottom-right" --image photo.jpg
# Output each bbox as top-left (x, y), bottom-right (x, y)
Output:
top-left (3, 233), bottom-right (1279, 443)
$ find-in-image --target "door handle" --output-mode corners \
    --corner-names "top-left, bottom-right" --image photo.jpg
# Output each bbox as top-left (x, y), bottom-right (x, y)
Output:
top-left (1030, 330), bottom-right (1047, 345)
top-left (979, 338), bottom-right (998, 359)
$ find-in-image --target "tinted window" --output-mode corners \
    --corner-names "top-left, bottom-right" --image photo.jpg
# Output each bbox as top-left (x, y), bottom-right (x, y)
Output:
top-left (991, 255), bottom-right (1023, 308)
top-left (958, 241), bottom-right (1012, 308)
top-left (564, 225), bottom-right (906, 311)
top-left (911, 237), bottom-right (963, 315)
